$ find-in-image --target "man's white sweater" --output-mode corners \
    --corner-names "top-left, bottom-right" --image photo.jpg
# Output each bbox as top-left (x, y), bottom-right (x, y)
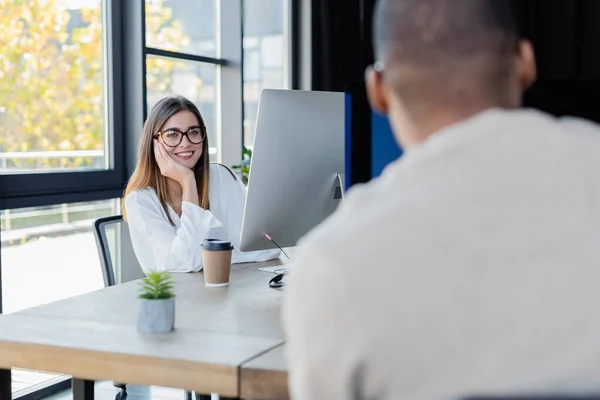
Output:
top-left (283, 108), bottom-right (600, 400)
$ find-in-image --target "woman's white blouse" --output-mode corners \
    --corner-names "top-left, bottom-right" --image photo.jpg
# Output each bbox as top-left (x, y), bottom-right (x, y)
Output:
top-left (125, 164), bottom-right (281, 273)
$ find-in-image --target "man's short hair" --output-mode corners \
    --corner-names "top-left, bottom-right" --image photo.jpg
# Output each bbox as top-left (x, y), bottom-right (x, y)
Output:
top-left (373, 0), bottom-right (520, 112)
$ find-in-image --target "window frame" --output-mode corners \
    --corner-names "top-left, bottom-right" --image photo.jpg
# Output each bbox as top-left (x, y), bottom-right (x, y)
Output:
top-left (0, 0), bottom-right (127, 210)
top-left (0, 0), bottom-right (297, 209)
top-left (141, 0), bottom-right (243, 168)
top-left (240, 0), bottom-right (296, 148)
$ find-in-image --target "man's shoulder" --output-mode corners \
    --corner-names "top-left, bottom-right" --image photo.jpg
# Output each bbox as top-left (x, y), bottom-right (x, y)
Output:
top-left (296, 108), bottom-right (600, 267)
top-left (483, 108), bottom-right (600, 145)
top-left (299, 167), bottom-right (408, 260)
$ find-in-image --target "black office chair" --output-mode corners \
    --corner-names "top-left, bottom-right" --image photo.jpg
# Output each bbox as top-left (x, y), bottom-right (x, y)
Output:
top-left (94, 216), bottom-right (234, 400)
top-left (94, 216), bottom-right (146, 400)
top-left (93, 215), bottom-right (145, 287)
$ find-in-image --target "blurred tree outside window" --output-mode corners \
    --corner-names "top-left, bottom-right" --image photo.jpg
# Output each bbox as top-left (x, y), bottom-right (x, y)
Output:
top-left (0, 0), bottom-right (188, 172)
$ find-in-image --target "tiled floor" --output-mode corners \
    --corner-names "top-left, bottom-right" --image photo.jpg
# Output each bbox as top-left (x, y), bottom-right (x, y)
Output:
top-left (45, 381), bottom-right (188, 400)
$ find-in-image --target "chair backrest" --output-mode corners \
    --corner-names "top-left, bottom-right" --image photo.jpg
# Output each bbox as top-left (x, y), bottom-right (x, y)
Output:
top-left (93, 215), bottom-right (146, 287)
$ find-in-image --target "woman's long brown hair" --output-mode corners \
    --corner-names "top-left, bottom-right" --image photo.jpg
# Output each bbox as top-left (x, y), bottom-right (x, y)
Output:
top-left (122, 96), bottom-right (210, 226)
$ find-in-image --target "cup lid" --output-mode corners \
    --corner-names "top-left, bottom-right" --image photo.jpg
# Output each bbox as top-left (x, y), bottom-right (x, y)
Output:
top-left (202, 239), bottom-right (234, 251)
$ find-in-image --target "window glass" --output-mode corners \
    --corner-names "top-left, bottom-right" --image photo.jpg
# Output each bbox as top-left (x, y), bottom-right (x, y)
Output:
top-left (0, 0), bottom-right (108, 173)
top-left (242, 0), bottom-right (287, 147)
top-left (1, 199), bottom-right (118, 313)
top-left (145, 0), bottom-right (218, 58)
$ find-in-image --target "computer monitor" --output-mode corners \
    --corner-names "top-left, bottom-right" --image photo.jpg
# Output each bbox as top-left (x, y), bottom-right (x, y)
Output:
top-left (239, 89), bottom-right (345, 252)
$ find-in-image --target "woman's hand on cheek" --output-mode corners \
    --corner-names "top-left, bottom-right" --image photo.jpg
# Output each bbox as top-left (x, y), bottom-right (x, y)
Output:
top-left (153, 139), bottom-right (194, 185)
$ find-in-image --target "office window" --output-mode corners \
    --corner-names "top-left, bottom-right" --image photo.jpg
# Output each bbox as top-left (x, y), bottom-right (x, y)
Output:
top-left (1, 198), bottom-right (118, 395)
top-left (0, 0), bottom-right (108, 173)
top-left (144, 0), bottom-right (224, 163)
top-left (1, 199), bottom-right (117, 314)
top-left (242, 0), bottom-right (289, 147)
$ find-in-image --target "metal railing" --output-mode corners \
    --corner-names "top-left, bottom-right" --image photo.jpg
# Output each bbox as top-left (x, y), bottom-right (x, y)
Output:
top-left (0, 148), bottom-right (219, 172)
top-left (0, 150), bottom-right (105, 160)
top-left (0, 150), bottom-right (106, 172)
top-left (1, 201), bottom-right (120, 246)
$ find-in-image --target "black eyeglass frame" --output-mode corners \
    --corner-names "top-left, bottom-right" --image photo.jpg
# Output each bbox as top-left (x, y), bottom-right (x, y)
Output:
top-left (154, 125), bottom-right (207, 147)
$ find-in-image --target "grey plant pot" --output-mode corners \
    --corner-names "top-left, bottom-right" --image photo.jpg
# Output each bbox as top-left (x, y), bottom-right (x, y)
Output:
top-left (137, 297), bottom-right (175, 333)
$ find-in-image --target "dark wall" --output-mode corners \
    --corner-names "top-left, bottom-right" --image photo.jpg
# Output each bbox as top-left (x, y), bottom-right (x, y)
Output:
top-left (514, 0), bottom-right (600, 122)
top-left (311, 0), bottom-right (376, 91)
top-left (311, 0), bottom-right (600, 122)
top-left (514, 0), bottom-right (600, 81)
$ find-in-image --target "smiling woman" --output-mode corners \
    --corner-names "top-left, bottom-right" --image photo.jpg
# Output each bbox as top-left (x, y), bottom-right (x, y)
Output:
top-left (122, 95), bottom-right (280, 274)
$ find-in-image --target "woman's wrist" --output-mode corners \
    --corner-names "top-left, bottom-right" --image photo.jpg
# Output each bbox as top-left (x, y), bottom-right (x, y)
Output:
top-left (181, 175), bottom-right (200, 206)
top-left (180, 173), bottom-right (195, 188)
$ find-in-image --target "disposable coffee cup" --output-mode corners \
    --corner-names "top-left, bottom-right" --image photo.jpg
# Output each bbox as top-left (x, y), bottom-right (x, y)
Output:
top-left (202, 239), bottom-right (234, 287)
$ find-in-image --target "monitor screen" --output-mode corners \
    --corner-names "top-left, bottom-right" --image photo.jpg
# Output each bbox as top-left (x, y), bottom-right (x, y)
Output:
top-left (344, 82), bottom-right (402, 189)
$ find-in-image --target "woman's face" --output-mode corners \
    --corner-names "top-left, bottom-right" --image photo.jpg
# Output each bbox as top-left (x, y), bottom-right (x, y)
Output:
top-left (158, 110), bottom-right (204, 169)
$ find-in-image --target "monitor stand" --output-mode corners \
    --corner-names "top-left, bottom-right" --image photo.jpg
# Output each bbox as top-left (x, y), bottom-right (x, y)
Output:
top-left (333, 173), bottom-right (345, 208)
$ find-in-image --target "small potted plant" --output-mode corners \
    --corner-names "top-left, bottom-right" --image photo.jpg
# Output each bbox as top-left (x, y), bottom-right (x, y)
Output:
top-left (137, 271), bottom-right (176, 333)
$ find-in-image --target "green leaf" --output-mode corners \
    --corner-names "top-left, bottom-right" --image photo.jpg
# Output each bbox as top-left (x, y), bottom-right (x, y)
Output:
top-left (138, 271), bottom-right (175, 299)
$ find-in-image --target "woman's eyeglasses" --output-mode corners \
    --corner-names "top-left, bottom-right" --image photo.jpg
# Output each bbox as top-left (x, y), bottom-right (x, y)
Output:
top-left (155, 126), bottom-right (206, 147)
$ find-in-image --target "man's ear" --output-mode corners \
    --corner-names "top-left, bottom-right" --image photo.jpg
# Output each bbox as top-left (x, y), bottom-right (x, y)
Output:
top-left (517, 39), bottom-right (537, 90)
top-left (365, 64), bottom-right (389, 115)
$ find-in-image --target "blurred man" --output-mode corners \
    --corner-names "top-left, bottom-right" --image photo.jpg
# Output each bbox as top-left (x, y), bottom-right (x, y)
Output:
top-left (283, 0), bottom-right (600, 399)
